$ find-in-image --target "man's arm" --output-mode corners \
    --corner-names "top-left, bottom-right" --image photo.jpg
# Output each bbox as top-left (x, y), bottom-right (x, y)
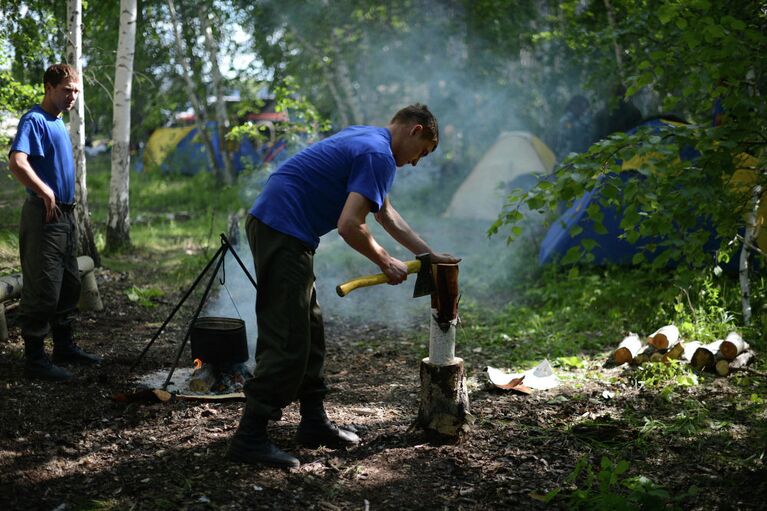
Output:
top-left (9, 151), bottom-right (58, 222)
top-left (337, 192), bottom-right (410, 284)
top-left (374, 197), bottom-right (461, 265)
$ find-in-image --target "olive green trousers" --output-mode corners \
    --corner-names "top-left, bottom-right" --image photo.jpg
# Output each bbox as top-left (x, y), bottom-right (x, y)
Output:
top-left (243, 215), bottom-right (328, 420)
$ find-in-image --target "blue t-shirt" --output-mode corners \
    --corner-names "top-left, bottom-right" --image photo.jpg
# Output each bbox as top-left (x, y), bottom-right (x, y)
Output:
top-left (9, 105), bottom-right (75, 203)
top-left (250, 126), bottom-right (397, 249)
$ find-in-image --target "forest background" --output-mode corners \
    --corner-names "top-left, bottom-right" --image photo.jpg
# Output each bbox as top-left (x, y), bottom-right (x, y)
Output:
top-left (0, 1), bottom-right (766, 509)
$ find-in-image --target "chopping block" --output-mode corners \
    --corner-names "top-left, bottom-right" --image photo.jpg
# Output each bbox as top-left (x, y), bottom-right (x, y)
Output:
top-left (415, 263), bottom-right (472, 440)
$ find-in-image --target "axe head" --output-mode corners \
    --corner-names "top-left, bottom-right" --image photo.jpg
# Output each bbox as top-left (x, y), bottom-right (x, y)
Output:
top-left (413, 253), bottom-right (435, 298)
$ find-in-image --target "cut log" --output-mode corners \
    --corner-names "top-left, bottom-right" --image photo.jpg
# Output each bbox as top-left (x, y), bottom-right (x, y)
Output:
top-left (719, 332), bottom-right (749, 361)
top-left (648, 325), bottom-right (680, 350)
top-left (613, 333), bottom-right (642, 365)
top-left (682, 341), bottom-right (702, 362)
top-left (188, 363), bottom-right (217, 393)
top-left (417, 358), bottom-right (472, 439)
top-left (633, 345), bottom-right (656, 365)
top-left (715, 357), bottom-right (731, 377)
top-left (662, 342), bottom-right (685, 362)
top-left (691, 341), bottom-right (723, 371)
top-left (729, 350), bottom-right (756, 371)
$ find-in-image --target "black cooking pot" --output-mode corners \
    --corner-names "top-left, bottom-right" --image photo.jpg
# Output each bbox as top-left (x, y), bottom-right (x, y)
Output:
top-left (190, 316), bottom-right (249, 365)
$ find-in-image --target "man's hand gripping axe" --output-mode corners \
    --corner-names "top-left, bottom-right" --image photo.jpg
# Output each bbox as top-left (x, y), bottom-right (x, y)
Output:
top-left (336, 253), bottom-right (434, 298)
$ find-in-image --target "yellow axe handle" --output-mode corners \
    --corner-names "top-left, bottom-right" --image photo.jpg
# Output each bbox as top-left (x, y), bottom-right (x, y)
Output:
top-left (336, 259), bottom-right (422, 297)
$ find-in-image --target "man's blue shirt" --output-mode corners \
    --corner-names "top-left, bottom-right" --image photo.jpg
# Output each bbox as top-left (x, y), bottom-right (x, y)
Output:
top-left (10, 105), bottom-right (75, 203)
top-left (250, 126), bottom-right (397, 249)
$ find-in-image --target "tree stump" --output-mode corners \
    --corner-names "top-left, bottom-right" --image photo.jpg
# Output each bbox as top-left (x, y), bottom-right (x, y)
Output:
top-left (415, 263), bottom-right (472, 440)
top-left (417, 357), bottom-right (471, 439)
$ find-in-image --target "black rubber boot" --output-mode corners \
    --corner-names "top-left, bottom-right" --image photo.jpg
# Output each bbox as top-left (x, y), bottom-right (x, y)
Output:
top-left (227, 410), bottom-right (300, 468)
top-left (52, 327), bottom-right (102, 365)
top-left (296, 400), bottom-right (360, 449)
top-left (24, 338), bottom-right (72, 381)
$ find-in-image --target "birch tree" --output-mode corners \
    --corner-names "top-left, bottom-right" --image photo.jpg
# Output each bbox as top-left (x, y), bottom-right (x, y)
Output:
top-left (201, 6), bottom-right (233, 184)
top-left (166, 0), bottom-right (220, 180)
top-left (106, 0), bottom-right (137, 252)
top-left (67, 0), bottom-right (100, 265)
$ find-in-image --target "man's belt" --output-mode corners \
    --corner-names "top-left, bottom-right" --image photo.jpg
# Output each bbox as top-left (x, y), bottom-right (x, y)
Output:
top-left (27, 195), bottom-right (77, 212)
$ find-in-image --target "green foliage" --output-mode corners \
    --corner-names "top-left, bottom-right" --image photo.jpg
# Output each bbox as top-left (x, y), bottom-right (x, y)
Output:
top-left (228, 76), bottom-right (329, 151)
top-left (629, 359), bottom-right (699, 390)
top-left (125, 285), bottom-right (164, 308)
top-left (545, 456), bottom-right (697, 510)
top-left (492, 0), bottom-right (766, 330)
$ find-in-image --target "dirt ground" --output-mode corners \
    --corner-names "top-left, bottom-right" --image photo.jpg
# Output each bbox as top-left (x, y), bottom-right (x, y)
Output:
top-left (1, 267), bottom-right (766, 511)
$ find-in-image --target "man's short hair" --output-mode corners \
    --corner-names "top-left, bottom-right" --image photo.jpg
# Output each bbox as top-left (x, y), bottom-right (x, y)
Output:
top-left (391, 103), bottom-right (439, 149)
top-left (44, 64), bottom-right (79, 87)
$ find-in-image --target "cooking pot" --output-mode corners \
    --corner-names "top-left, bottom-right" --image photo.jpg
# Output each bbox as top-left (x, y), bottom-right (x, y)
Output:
top-left (190, 316), bottom-right (248, 366)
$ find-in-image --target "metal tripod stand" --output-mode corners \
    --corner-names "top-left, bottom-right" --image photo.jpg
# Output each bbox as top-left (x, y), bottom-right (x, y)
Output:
top-left (129, 233), bottom-right (256, 390)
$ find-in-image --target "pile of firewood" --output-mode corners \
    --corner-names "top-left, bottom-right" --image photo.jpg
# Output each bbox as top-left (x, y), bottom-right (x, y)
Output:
top-left (612, 325), bottom-right (756, 376)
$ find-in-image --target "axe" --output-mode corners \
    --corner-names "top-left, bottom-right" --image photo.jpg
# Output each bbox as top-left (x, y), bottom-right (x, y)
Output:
top-left (336, 253), bottom-right (434, 298)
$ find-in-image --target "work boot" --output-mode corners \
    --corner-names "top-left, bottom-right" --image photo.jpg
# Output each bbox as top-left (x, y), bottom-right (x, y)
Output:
top-left (296, 400), bottom-right (360, 449)
top-left (52, 327), bottom-right (102, 365)
top-left (24, 338), bottom-right (72, 381)
top-left (227, 410), bottom-right (300, 469)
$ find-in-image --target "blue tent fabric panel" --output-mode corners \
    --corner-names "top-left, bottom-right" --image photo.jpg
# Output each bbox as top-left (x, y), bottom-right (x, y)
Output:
top-left (157, 122), bottom-right (289, 175)
top-left (538, 118), bottom-right (703, 266)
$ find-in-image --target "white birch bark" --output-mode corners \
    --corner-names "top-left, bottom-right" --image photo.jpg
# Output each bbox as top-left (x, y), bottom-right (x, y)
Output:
top-left (67, 0), bottom-right (100, 265)
top-left (739, 184), bottom-right (762, 324)
top-left (201, 7), bottom-right (233, 184)
top-left (106, 0), bottom-right (137, 251)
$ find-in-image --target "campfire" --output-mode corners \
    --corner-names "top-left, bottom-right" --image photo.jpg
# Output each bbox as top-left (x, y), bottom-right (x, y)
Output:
top-left (187, 316), bottom-right (252, 394)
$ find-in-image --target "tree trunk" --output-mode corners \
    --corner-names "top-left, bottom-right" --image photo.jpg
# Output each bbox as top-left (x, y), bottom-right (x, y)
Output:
top-left (166, 0), bottom-right (219, 178)
top-left (106, 0), bottom-right (137, 253)
top-left (201, 7), bottom-right (233, 185)
top-left (602, 0), bottom-right (625, 80)
top-left (67, 0), bottom-right (100, 266)
top-left (739, 184), bottom-right (762, 324)
top-left (417, 264), bottom-right (471, 440)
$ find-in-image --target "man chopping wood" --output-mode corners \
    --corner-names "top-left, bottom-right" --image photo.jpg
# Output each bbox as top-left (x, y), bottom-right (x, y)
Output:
top-left (228, 104), bottom-right (460, 468)
top-left (8, 64), bottom-right (101, 382)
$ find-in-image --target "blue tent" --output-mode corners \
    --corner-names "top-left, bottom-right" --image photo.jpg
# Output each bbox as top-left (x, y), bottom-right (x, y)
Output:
top-left (538, 118), bottom-right (702, 265)
top-left (143, 122), bottom-right (288, 174)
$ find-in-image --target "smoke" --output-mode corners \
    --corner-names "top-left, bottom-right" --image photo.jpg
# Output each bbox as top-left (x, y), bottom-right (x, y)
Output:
top-left (200, 2), bottom-right (567, 354)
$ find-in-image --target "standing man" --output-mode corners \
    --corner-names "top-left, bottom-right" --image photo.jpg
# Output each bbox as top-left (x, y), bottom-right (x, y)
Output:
top-left (228, 104), bottom-right (460, 468)
top-left (8, 64), bottom-right (101, 382)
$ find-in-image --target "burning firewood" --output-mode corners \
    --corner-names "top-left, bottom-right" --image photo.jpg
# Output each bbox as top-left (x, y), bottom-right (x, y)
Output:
top-left (719, 332), bottom-right (749, 361)
top-left (613, 333), bottom-right (642, 365)
top-left (188, 358), bottom-right (217, 393)
top-left (647, 325), bottom-right (680, 350)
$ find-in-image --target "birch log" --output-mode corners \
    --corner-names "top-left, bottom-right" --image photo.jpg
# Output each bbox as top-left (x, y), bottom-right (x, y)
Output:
top-left (691, 340), bottom-right (723, 371)
top-left (106, 0), bottom-right (137, 252)
top-left (418, 264), bottom-right (471, 440)
top-left (662, 342), bottom-right (685, 362)
top-left (720, 332), bottom-right (749, 361)
top-left (613, 333), bottom-right (642, 365)
top-left (682, 341), bottom-right (702, 362)
top-left (648, 325), bottom-right (679, 350)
